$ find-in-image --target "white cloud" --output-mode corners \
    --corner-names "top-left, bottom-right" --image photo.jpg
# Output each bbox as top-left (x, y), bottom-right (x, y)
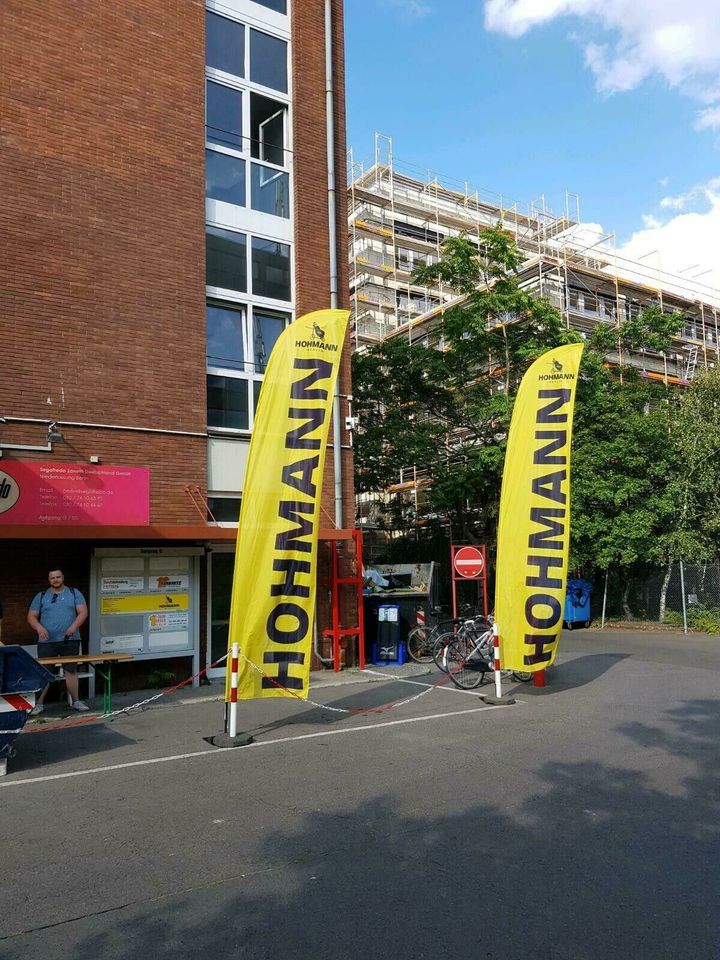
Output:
top-left (696, 105), bottom-right (720, 130)
top-left (557, 178), bottom-right (720, 302)
top-left (659, 177), bottom-right (720, 211)
top-left (484, 1), bottom-right (720, 122)
top-left (641, 214), bottom-right (663, 229)
top-left (618, 179), bottom-right (720, 297)
top-left (660, 193), bottom-right (690, 211)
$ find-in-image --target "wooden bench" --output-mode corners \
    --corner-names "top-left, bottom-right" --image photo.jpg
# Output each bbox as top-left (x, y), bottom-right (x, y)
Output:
top-left (37, 653), bottom-right (134, 714)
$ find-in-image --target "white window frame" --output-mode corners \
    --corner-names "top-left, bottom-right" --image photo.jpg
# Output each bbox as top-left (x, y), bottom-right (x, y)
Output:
top-left (205, 1), bottom-right (295, 441)
top-left (206, 300), bottom-right (291, 436)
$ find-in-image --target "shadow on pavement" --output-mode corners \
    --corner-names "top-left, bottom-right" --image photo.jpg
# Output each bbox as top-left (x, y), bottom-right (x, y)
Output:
top-left (521, 652), bottom-right (630, 695)
top-left (243, 678), bottom-right (436, 739)
top-left (9, 721), bottom-right (137, 773)
top-left (7, 693), bottom-right (718, 960)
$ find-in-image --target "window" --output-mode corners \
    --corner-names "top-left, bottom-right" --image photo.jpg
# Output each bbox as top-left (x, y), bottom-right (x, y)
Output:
top-left (208, 497), bottom-right (241, 523)
top-left (206, 12), bottom-right (244, 77)
top-left (600, 297), bottom-right (615, 321)
top-left (251, 94), bottom-right (286, 165)
top-left (252, 0), bottom-right (287, 12)
top-left (251, 165), bottom-right (289, 218)
top-left (252, 237), bottom-right (291, 300)
top-left (206, 80), bottom-right (243, 150)
top-left (583, 293), bottom-right (597, 314)
top-left (208, 374), bottom-right (250, 430)
top-left (207, 227), bottom-right (247, 292)
top-left (206, 150), bottom-right (246, 206)
top-left (250, 29), bottom-right (287, 93)
top-left (253, 309), bottom-right (288, 372)
top-left (207, 303), bottom-right (245, 369)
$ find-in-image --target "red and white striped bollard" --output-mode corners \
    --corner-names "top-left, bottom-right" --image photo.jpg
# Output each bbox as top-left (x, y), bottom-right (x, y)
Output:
top-left (492, 621), bottom-right (503, 699)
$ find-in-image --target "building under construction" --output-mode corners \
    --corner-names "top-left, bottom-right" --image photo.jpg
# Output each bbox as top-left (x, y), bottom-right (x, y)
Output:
top-left (348, 134), bottom-right (720, 542)
top-left (348, 134), bottom-right (720, 387)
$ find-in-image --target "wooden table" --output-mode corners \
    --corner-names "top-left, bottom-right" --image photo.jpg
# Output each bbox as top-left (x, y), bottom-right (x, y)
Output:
top-left (38, 653), bottom-right (134, 714)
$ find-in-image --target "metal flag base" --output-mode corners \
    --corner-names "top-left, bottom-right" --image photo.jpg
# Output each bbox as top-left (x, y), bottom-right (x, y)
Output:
top-left (211, 732), bottom-right (254, 748)
top-left (481, 693), bottom-right (516, 706)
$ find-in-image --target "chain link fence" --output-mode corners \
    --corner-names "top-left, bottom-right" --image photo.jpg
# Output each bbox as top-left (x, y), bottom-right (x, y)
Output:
top-left (596, 562), bottom-right (720, 634)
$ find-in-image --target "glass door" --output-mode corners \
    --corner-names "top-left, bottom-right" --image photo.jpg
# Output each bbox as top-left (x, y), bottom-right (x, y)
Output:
top-left (208, 549), bottom-right (236, 677)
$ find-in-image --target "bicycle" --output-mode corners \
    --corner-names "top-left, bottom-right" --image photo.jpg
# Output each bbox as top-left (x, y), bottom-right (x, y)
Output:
top-left (444, 622), bottom-right (533, 689)
top-left (431, 612), bottom-right (492, 673)
top-left (406, 605), bottom-right (479, 664)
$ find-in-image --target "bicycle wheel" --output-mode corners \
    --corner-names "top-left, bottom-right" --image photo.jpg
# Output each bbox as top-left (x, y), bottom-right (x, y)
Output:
top-left (406, 625), bottom-right (434, 663)
top-left (445, 637), bottom-right (486, 690)
top-left (432, 630), bottom-right (456, 673)
top-left (512, 671), bottom-right (533, 682)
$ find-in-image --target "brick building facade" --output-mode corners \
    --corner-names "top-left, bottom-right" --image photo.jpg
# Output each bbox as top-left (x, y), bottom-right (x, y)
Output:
top-left (0, 0), bottom-right (354, 691)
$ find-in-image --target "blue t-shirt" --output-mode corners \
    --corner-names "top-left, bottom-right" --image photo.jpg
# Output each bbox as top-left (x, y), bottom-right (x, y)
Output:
top-left (30, 588), bottom-right (86, 643)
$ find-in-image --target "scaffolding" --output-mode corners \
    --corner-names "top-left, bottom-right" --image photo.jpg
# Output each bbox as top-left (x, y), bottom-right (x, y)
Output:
top-left (348, 134), bottom-right (720, 534)
top-left (348, 132), bottom-right (579, 349)
top-left (348, 132), bottom-right (720, 387)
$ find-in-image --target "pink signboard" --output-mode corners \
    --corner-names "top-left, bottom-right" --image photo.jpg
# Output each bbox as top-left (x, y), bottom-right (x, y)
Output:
top-left (0, 461), bottom-right (150, 526)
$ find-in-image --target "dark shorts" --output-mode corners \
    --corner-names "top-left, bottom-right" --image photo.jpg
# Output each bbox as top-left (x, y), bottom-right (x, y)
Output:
top-left (39, 639), bottom-right (81, 672)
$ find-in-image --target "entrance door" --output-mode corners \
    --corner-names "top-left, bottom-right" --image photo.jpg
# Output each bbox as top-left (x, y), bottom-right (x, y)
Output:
top-left (207, 549), bottom-right (235, 679)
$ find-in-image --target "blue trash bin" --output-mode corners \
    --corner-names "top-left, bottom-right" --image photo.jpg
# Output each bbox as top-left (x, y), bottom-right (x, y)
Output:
top-left (0, 646), bottom-right (55, 775)
top-left (564, 579), bottom-right (593, 629)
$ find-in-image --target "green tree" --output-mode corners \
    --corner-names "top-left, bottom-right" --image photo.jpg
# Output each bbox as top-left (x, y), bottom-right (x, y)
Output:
top-left (663, 369), bottom-right (720, 562)
top-left (352, 227), bottom-right (695, 621)
top-left (353, 227), bottom-right (579, 543)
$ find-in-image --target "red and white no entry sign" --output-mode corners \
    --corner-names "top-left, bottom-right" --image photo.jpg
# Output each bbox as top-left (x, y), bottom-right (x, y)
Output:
top-left (453, 546), bottom-right (484, 579)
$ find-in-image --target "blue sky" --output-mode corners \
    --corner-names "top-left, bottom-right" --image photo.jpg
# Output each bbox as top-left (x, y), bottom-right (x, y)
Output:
top-left (344, 0), bottom-right (720, 287)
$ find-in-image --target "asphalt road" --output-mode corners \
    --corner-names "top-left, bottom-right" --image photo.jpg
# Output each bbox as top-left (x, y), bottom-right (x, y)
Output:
top-left (2, 629), bottom-right (719, 960)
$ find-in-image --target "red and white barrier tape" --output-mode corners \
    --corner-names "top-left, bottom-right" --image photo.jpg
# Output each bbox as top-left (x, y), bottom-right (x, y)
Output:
top-left (237, 650), bottom-right (458, 716)
top-left (24, 639), bottom-right (495, 738)
top-left (23, 653), bottom-right (230, 735)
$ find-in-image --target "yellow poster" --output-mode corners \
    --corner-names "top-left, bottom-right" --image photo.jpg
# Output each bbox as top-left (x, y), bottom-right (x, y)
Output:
top-left (494, 343), bottom-right (584, 671)
top-left (101, 594), bottom-right (189, 614)
top-left (226, 309), bottom-right (350, 700)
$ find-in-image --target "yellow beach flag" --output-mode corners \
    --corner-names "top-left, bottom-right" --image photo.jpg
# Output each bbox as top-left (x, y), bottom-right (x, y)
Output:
top-left (226, 309), bottom-right (350, 700)
top-left (495, 343), bottom-right (584, 671)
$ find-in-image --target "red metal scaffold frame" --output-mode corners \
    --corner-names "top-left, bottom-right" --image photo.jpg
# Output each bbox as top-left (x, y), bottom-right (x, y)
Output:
top-left (323, 529), bottom-right (365, 672)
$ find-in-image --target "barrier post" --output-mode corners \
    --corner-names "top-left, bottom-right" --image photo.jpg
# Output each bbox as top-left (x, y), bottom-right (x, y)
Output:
top-left (481, 622), bottom-right (515, 706)
top-left (211, 642), bottom-right (254, 748)
top-left (229, 642), bottom-right (239, 737)
top-left (493, 622), bottom-right (502, 699)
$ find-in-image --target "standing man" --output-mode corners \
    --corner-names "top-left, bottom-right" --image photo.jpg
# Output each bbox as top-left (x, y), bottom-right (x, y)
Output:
top-left (27, 569), bottom-right (89, 714)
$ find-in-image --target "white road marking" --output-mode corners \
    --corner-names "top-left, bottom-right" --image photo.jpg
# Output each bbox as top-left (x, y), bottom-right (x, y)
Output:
top-left (1, 703), bottom-right (503, 789)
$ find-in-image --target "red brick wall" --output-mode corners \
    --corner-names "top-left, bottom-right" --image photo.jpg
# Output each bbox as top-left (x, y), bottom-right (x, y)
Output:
top-left (0, 0), bottom-right (355, 675)
top-left (0, 0), bottom-right (207, 525)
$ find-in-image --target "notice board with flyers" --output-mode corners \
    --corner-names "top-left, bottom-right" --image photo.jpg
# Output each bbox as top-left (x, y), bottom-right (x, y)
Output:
top-left (89, 548), bottom-right (201, 668)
